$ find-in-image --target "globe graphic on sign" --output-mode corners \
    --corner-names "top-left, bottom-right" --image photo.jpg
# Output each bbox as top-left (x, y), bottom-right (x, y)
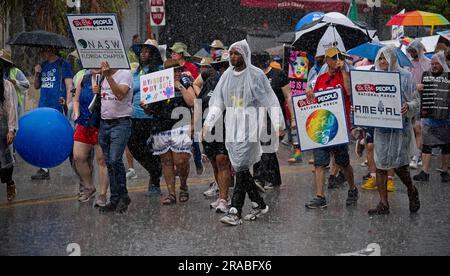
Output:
top-left (306, 109), bottom-right (339, 145)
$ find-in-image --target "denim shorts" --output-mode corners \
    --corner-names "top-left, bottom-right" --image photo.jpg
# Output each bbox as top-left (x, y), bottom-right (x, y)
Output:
top-left (313, 145), bottom-right (350, 168)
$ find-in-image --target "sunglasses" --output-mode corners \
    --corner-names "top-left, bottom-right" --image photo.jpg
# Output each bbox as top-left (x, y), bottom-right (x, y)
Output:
top-left (330, 55), bottom-right (344, 61)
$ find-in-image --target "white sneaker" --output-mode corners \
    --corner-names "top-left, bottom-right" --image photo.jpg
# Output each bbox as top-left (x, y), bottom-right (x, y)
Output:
top-left (203, 181), bottom-right (219, 197)
top-left (210, 198), bottom-right (221, 209)
top-left (244, 202), bottom-right (269, 221)
top-left (220, 208), bottom-right (242, 226)
top-left (126, 168), bottom-right (138, 180)
top-left (410, 160), bottom-right (418, 170)
top-left (360, 160), bottom-right (368, 167)
top-left (216, 199), bottom-right (229, 214)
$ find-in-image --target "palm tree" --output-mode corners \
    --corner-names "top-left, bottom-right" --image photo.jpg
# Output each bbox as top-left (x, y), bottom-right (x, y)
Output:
top-left (32, 0), bottom-right (130, 35)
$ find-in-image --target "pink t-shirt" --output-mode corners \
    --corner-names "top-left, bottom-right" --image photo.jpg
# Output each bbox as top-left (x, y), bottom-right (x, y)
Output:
top-left (101, 70), bottom-right (133, 120)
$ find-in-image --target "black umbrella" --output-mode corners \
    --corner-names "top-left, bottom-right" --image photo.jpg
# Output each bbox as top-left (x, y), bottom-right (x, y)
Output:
top-left (8, 30), bottom-right (74, 49)
top-left (293, 12), bottom-right (370, 56)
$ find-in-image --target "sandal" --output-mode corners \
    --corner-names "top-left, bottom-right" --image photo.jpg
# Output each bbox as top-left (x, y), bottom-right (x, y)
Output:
top-left (179, 189), bottom-right (190, 203)
top-left (162, 194), bottom-right (177, 205)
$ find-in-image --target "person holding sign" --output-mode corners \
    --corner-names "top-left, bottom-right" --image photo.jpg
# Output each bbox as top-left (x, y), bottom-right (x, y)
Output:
top-left (413, 52), bottom-right (450, 183)
top-left (368, 46), bottom-right (421, 216)
top-left (204, 40), bottom-right (285, 226)
top-left (305, 47), bottom-right (359, 210)
top-left (96, 61), bottom-right (133, 214)
top-left (128, 40), bottom-right (164, 197)
top-left (141, 60), bottom-right (196, 206)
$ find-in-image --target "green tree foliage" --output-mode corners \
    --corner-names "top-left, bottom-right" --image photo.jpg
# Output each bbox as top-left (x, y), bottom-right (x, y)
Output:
top-left (385, 0), bottom-right (450, 21)
top-left (1, 0), bottom-right (129, 35)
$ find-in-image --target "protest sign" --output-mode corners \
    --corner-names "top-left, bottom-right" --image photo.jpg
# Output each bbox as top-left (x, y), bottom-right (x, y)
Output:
top-left (140, 68), bottom-right (175, 104)
top-left (293, 88), bottom-right (349, 151)
top-left (351, 70), bottom-right (403, 129)
top-left (421, 72), bottom-right (450, 120)
top-left (67, 14), bottom-right (130, 69)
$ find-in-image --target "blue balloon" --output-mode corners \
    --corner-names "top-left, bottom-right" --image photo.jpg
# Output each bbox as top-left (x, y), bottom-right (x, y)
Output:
top-left (14, 108), bottom-right (74, 168)
top-left (295, 12), bottom-right (325, 32)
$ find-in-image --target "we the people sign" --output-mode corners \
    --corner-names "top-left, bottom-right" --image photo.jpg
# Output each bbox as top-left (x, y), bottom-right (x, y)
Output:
top-left (140, 68), bottom-right (175, 104)
top-left (351, 70), bottom-right (403, 129)
top-left (67, 14), bottom-right (130, 69)
top-left (293, 88), bottom-right (349, 151)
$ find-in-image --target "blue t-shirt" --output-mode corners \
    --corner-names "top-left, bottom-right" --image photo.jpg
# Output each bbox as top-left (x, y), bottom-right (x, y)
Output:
top-left (76, 73), bottom-right (96, 127)
top-left (132, 66), bottom-right (163, 119)
top-left (39, 58), bottom-right (73, 112)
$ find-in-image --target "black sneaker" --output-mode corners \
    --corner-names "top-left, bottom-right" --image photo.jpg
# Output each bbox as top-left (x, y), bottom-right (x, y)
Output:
top-left (413, 171), bottom-right (430, 182)
top-left (408, 186), bottom-right (420, 213)
top-left (116, 197), bottom-right (131, 213)
top-left (306, 197), bottom-right (328, 209)
top-left (336, 172), bottom-right (347, 186)
top-left (441, 172), bottom-right (450, 183)
top-left (368, 202), bottom-right (390, 216)
top-left (99, 202), bottom-right (117, 213)
top-left (31, 169), bottom-right (50, 180)
top-left (346, 188), bottom-right (359, 206)
top-left (328, 176), bottom-right (339, 189)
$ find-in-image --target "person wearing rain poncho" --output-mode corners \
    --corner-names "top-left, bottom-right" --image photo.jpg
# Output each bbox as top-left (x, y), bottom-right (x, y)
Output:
top-left (413, 51), bottom-right (450, 183)
top-left (407, 39), bottom-right (432, 169)
top-left (203, 40), bottom-right (285, 226)
top-left (368, 46), bottom-right (421, 216)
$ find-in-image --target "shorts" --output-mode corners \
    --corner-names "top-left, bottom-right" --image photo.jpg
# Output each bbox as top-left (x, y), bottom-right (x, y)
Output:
top-left (422, 144), bottom-right (450, 155)
top-left (74, 124), bottom-right (99, 145)
top-left (366, 128), bottom-right (375, 144)
top-left (153, 126), bottom-right (193, 156)
top-left (313, 145), bottom-right (350, 168)
top-left (203, 141), bottom-right (228, 161)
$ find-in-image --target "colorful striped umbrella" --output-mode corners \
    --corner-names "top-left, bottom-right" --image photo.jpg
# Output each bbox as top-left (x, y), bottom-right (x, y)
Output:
top-left (386, 11), bottom-right (450, 35)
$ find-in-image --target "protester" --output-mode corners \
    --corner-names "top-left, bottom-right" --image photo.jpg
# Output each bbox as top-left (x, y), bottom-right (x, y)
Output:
top-left (194, 53), bottom-right (232, 213)
top-left (1, 49), bottom-right (30, 119)
top-left (128, 40), bottom-right (164, 197)
top-left (204, 40), bottom-right (285, 226)
top-left (368, 46), bottom-right (421, 216)
top-left (141, 59), bottom-right (196, 205)
top-left (96, 61), bottom-right (133, 213)
top-left (209, 40), bottom-right (226, 61)
top-left (170, 42), bottom-right (202, 174)
top-left (32, 47), bottom-right (73, 180)
top-left (0, 69), bottom-right (18, 202)
top-left (407, 39), bottom-right (431, 170)
top-left (413, 51), bottom-right (450, 183)
top-left (72, 70), bottom-right (109, 207)
top-left (196, 57), bottom-right (214, 74)
top-left (170, 42), bottom-right (199, 79)
top-left (128, 34), bottom-right (141, 64)
top-left (252, 51), bottom-right (295, 191)
top-left (305, 47), bottom-right (359, 209)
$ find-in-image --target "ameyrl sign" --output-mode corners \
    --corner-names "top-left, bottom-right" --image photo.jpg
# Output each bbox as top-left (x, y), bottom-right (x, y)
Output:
top-left (150, 0), bottom-right (166, 26)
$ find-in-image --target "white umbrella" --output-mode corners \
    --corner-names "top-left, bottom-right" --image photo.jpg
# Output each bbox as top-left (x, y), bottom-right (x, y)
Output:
top-left (293, 12), bottom-right (370, 56)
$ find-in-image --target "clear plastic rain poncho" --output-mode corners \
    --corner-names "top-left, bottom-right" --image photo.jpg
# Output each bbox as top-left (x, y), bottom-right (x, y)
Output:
top-left (407, 39), bottom-right (431, 84)
top-left (204, 40), bottom-right (285, 172)
top-left (431, 51), bottom-right (450, 72)
top-left (373, 46), bottom-right (420, 170)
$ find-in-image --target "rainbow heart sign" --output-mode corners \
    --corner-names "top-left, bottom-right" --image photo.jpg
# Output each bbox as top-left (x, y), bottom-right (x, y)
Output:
top-left (140, 68), bottom-right (175, 104)
top-left (293, 88), bottom-right (349, 151)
